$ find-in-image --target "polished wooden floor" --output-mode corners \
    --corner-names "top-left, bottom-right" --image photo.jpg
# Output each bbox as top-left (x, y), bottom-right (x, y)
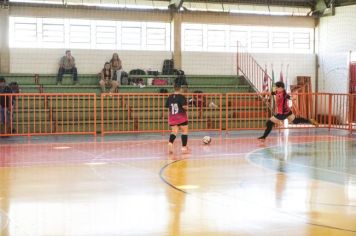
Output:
top-left (0, 130), bottom-right (355, 236)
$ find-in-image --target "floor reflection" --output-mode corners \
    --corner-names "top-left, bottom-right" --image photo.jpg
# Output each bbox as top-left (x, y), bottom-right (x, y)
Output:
top-left (0, 132), bottom-right (355, 235)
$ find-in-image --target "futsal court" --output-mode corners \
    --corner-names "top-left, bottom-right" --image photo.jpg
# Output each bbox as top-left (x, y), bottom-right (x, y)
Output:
top-left (2, 0), bottom-right (356, 235)
top-left (0, 129), bottom-right (355, 236)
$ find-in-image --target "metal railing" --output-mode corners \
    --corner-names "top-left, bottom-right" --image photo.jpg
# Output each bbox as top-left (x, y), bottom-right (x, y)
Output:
top-left (100, 93), bottom-right (223, 134)
top-left (226, 93), bottom-right (354, 131)
top-left (226, 93), bottom-right (272, 130)
top-left (352, 94), bottom-right (356, 133)
top-left (237, 42), bottom-right (273, 93)
top-left (0, 93), bottom-right (96, 136)
top-left (0, 92), bottom-right (354, 136)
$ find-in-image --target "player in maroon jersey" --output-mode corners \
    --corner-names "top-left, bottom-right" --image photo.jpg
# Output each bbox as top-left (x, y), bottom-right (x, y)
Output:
top-left (258, 81), bottom-right (319, 140)
top-left (166, 83), bottom-right (189, 153)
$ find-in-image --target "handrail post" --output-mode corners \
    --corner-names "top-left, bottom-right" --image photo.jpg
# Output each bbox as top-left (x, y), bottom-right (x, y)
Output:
top-left (219, 94), bottom-right (222, 131)
top-left (100, 94), bottom-right (104, 136)
top-left (328, 94), bottom-right (332, 130)
top-left (225, 94), bottom-right (229, 132)
top-left (236, 41), bottom-right (239, 76)
top-left (349, 94), bottom-right (353, 135)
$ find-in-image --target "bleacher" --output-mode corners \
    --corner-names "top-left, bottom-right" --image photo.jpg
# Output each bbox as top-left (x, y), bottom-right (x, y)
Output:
top-left (0, 73), bottom-right (270, 135)
top-left (1, 73), bottom-right (253, 94)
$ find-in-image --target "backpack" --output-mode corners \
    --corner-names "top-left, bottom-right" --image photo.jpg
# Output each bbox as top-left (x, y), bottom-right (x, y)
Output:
top-left (0, 85), bottom-right (13, 108)
top-left (162, 59), bottom-right (174, 75)
top-left (120, 71), bottom-right (129, 85)
top-left (9, 82), bottom-right (20, 93)
top-left (174, 70), bottom-right (188, 86)
top-left (147, 70), bottom-right (159, 76)
top-left (129, 69), bottom-right (145, 85)
top-left (159, 88), bottom-right (168, 93)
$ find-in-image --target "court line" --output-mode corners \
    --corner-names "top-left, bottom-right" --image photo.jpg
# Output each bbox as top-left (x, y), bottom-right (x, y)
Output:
top-left (159, 157), bottom-right (356, 233)
top-left (1, 132), bottom-right (351, 147)
top-left (245, 140), bottom-right (356, 178)
top-left (0, 152), bottom-right (252, 168)
top-left (158, 159), bottom-right (188, 194)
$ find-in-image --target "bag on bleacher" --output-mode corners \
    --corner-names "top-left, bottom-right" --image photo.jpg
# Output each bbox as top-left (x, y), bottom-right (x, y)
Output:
top-left (159, 88), bottom-right (168, 93)
top-left (174, 70), bottom-right (188, 86)
top-left (162, 59), bottom-right (174, 75)
top-left (0, 85), bottom-right (13, 109)
top-left (152, 78), bottom-right (168, 85)
top-left (9, 82), bottom-right (20, 93)
top-left (147, 70), bottom-right (159, 76)
top-left (120, 71), bottom-right (129, 85)
top-left (129, 69), bottom-right (145, 85)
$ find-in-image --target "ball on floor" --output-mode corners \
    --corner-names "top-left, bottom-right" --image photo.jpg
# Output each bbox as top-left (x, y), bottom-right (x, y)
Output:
top-left (203, 136), bottom-right (212, 145)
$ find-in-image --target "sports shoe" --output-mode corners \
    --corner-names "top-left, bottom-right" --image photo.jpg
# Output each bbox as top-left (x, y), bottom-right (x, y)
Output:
top-left (309, 118), bottom-right (319, 127)
top-left (257, 136), bottom-right (266, 141)
top-left (181, 146), bottom-right (190, 154)
top-left (209, 102), bottom-right (218, 108)
top-left (168, 142), bottom-right (174, 154)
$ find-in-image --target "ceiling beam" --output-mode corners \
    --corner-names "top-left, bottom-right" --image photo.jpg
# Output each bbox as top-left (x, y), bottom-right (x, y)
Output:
top-left (180, 0), bottom-right (315, 8)
top-left (335, 0), bottom-right (356, 6)
top-left (169, 0), bottom-right (184, 9)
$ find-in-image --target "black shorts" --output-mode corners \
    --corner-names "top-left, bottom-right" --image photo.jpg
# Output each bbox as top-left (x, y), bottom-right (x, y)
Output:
top-left (170, 121), bottom-right (188, 127)
top-left (274, 111), bottom-right (293, 121)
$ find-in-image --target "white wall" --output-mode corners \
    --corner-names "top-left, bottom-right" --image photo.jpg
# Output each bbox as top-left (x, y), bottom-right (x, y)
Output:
top-left (11, 49), bottom-right (315, 90)
top-left (252, 53), bottom-right (316, 91)
top-left (7, 4), bottom-right (316, 77)
top-left (316, 5), bottom-right (356, 93)
top-left (182, 51), bottom-right (315, 90)
top-left (182, 52), bottom-right (236, 75)
top-left (10, 48), bottom-right (172, 74)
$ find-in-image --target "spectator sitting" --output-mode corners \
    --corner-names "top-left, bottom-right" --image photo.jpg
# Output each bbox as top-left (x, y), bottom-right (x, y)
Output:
top-left (110, 53), bottom-right (123, 84)
top-left (57, 50), bottom-right (78, 85)
top-left (99, 62), bottom-right (119, 93)
top-left (0, 77), bottom-right (13, 134)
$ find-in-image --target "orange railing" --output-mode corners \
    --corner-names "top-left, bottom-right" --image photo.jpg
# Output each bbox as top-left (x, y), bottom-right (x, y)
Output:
top-left (0, 92), bottom-right (354, 136)
top-left (0, 93), bottom-right (96, 136)
top-left (237, 42), bottom-right (273, 93)
top-left (226, 93), bottom-right (272, 130)
top-left (352, 94), bottom-right (356, 133)
top-left (100, 93), bottom-right (222, 134)
top-left (225, 93), bottom-right (354, 131)
top-left (289, 93), bottom-right (353, 130)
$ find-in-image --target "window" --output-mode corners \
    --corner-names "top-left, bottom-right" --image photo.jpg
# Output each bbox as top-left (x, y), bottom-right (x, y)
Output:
top-left (230, 30), bottom-right (248, 48)
top-left (96, 25), bottom-right (116, 44)
top-left (146, 25), bottom-right (166, 46)
top-left (272, 32), bottom-right (290, 49)
top-left (121, 23), bottom-right (142, 47)
top-left (207, 29), bottom-right (225, 50)
top-left (9, 17), bottom-right (170, 51)
top-left (13, 19), bottom-right (37, 42)
top-left (69, 20), bottom-right (91, 45)
top-left (42, 23), bottom-right (64, 43)
top-left (182, 23), bottom-right (313, 53)
top-left (293, 32), bottom-right (310, 49)
top-left (183, 25), bottom-right (204, 51)
top-left (251, 31), bottom-right (269, 48)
